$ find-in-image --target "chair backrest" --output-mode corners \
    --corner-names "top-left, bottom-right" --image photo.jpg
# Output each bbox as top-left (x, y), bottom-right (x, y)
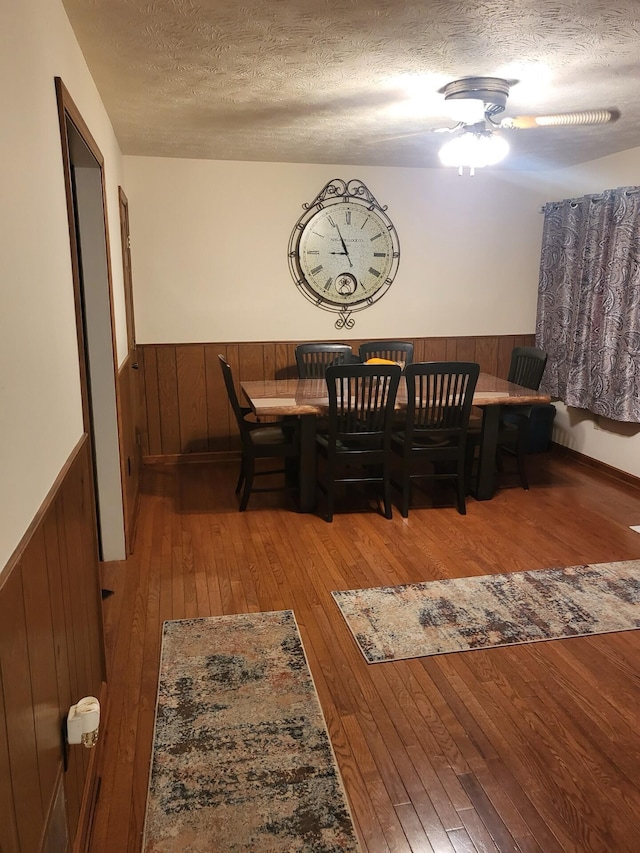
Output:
top-left (295, 343), bottom-right (354, 379)
top-left (325, 363), bottom-right (401, 443)
top-left (507, 347), bottom-right (548, 390)
top-left (404, 362), bottom-right (480, 436)
top-left (358, 340), bottom-right (414, 367)
top-left (218, 354), bottom-right (251, 438)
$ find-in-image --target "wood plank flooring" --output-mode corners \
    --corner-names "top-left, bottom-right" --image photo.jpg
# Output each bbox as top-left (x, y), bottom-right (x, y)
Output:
top-left (93, 452), bottom-right (640, 852)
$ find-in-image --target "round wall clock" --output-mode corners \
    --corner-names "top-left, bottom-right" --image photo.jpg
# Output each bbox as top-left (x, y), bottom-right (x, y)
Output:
top-left (288, 178), bottom-right (400, 329)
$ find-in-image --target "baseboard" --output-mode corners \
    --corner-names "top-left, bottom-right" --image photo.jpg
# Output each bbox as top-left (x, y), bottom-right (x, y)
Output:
top-left (551, 442), bottom-right (640, 489)
top-left (143, 451), bottom-right (240, 465)
top-left (142, 444), bottom-right (640, 493)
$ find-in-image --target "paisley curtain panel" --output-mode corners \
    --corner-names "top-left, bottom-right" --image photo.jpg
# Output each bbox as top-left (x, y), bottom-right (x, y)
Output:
top-left (536, 186), bottom-right (640, 423)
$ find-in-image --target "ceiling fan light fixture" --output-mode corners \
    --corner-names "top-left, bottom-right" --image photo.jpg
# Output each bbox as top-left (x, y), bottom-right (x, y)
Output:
top-left (439, 131), bottom-right (509, 175)
top-left (440, 76), bottom-right (513, 114)
top-left (445, 98), bottom-right (487, 124)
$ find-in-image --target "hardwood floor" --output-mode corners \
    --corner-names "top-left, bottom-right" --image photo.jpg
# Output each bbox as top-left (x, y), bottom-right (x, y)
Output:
top-left (93, 452), bottom-right (640, 852)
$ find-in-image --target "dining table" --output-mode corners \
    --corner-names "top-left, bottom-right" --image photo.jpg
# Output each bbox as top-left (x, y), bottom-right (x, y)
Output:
top-left (241, 373), bottom-right (551, 512)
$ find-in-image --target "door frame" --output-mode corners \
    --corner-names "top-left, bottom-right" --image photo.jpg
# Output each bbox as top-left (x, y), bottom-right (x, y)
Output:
top-left (117, 186), bottom-right (142, 553)
top-left (55, 77), bottom-right (126, 560)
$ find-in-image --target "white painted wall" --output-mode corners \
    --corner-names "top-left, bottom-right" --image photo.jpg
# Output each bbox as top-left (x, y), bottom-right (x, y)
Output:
top-left (0, 0), bottom-right (127, 570)
top-left (537, 148), bottom-right (640, 479)
top-left (123, 157), bottom-right (548, 342)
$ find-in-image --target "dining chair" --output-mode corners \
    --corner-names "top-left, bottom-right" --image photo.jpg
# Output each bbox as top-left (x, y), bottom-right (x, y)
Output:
top-left (392, 361), bottom-right (480, 517)
top-left (295, 343), bottom-right (354, 378)
top-left (315, 362), bottom-right (402, 522)
top-left (496, 346), bottom-right (548, 489)
top-left (218, 355), bottom-right (299, 511)
top-left (358, 340), bottom-right (414, 368)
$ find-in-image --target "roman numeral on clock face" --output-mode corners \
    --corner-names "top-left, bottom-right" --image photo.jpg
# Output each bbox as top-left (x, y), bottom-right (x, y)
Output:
top-left (310, 264), bottom-right (323, 275)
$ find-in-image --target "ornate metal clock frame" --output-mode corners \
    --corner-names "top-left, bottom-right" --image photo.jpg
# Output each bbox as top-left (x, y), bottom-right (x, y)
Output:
top-left (288, 178), bottom-right (400, 329)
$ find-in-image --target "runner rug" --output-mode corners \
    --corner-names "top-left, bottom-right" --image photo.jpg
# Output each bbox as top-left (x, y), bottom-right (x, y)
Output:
top-left (142, 610), bottom-right (359, 852)
top-left (331, 559), bottom-right (640, 663)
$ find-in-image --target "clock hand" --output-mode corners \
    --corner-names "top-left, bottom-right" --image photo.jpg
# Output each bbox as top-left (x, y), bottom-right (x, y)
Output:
top-left (334, 225), bottom-right (353, 268)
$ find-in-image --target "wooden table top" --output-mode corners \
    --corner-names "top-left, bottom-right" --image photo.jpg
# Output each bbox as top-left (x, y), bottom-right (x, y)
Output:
top-left (241, 373), bottom-right (551, 417)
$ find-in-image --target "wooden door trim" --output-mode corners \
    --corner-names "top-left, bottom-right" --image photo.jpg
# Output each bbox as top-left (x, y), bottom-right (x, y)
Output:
top-left (55, 76), bottom-right (126, 561)
top-left (117, 187), bottom-right (141, 554)
top-left (55, 77), bottom-right (95, 435)
top-left (118, 187), bottom-right (137, 351)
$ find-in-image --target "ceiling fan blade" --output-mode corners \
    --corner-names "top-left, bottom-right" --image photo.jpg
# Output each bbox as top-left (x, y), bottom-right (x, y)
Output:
top-left (369, 124), bottom-right (461, 144)
top-left (501, 108), bottom-right (620, 129)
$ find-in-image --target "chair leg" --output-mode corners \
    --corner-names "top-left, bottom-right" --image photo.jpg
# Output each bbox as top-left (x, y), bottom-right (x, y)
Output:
top-left (324, 457), bottom-right (334, 522)
top-left (464, 436), bottom-right (478, 495)
top-left (516, 449), bottom-right (530, 490)
top-left (238, 459), bottom-right (255, 511)
top-left (383, 468), bottom-right (393, 519)
top-left (325, 488), bottom-right (334, 522)
top-left (401, 466), bottom-right (410, 518)
top-left (516, 423), bottom-right (530, 490)
top-left (235, 462), bottom-right (245, 494)
top-left (455, 461), bottom-right (467, 515)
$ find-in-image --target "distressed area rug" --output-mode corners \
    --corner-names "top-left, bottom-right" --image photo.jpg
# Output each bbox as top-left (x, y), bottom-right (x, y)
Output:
top-left (332, 560), bottom-right (640, 663)
top-left (142, 610), bottom-right (359, 852)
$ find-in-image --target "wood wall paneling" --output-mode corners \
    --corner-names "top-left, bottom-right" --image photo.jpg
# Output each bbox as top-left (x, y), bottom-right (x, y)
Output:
top-left (156, 346), bottom-right (181, 455)
top-left (138, 335), bottom-right (535, 461)
top-left (140, 346), bottom-right (162, 457)
top-left (0, 658), bottom-right (21, 852)
top-left (117, 352), bottom-right (142, 554)
top-left (204, 345), bottom-right (231, 453)
top-left (225, 345), bottom-right (243, 452)
top-left (239, 342), bottom-right (270, 382)
top-left (417, 337), bottom-right (447, 363)
top-left (45, 504), bottom-right (81, 832)
top-left (0, 567), bottom-right (44, 851)
top-left (451, 335), bottom-right (477, 363)
top-left (0, 437), bottom-right (105, 851)
top-left (20, 526), bottom-right (61, 812)
top-left (474, 336), bottom-right (500, 375)
top-left (176, 345), bottom-right (209, 453)
top-left (275, 342), bottom-right (298, 379)
top-left (62, 467), bottom-right (96, 701)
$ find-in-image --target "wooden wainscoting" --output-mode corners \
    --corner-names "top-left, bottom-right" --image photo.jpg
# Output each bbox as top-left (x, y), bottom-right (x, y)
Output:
top-left (138, 335), bottom-right (535, 462)
top-left (116, 351), bottom-right (143, 554)
top-left (0, 436), bottom-right (106, 853)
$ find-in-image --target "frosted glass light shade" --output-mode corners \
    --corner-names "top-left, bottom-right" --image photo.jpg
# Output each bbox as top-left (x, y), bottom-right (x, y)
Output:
top-left (445, 98), bottom-right (487, 124)
top-left (439, 132), bottom-right (510, 174)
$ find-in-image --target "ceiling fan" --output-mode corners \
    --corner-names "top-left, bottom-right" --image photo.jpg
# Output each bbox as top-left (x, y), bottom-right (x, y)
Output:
top-left (397, 76), bottom-right (620, 174)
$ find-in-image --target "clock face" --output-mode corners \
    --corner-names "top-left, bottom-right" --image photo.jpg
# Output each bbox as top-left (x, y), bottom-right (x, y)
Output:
top-left (295, 201), bottom-right (398, 308)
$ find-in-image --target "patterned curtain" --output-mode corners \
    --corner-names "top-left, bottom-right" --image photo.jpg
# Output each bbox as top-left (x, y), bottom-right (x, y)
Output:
top-left (536, 186), bottom-right (640, 423)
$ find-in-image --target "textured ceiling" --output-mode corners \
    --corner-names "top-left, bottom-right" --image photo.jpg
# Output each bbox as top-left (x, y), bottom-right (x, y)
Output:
top-left (62, 0), bottom-right (640, 170)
